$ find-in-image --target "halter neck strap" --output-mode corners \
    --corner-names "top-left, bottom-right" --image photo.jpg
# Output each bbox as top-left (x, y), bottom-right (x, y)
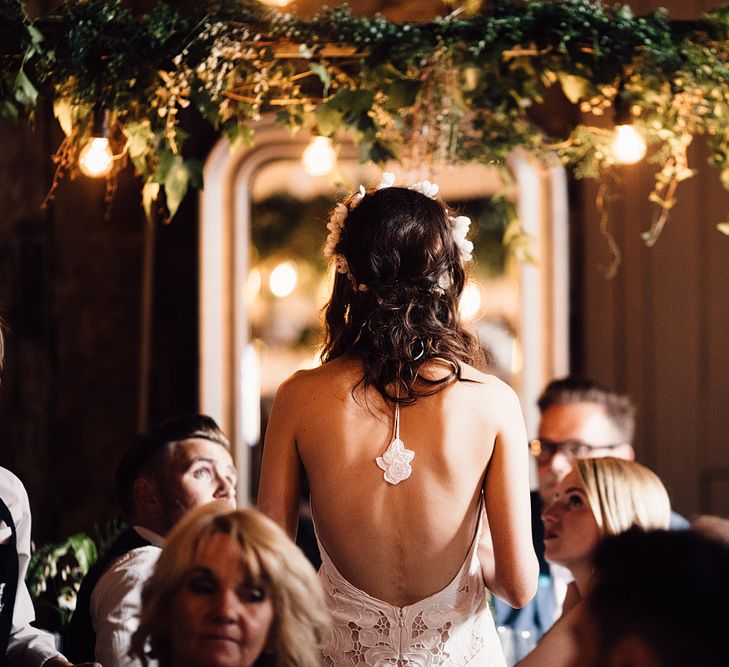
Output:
top-left (392, 403), bottom-right (400, 440)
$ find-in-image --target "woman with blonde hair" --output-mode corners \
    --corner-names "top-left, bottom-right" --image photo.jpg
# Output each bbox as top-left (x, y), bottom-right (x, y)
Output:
top-left (517, 457), bottom-right (671, 666)
top-left (131, 502), bottom-right (330, 667)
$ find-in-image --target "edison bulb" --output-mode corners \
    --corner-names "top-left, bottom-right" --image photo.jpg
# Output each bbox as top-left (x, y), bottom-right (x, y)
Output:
top-left (79, 137), bottom-right (114, 177)
top-left (302, 136), bottom-right (337, 176)
top-left (269, 261), bottom-right (298, 298)
top-left (611, 124), bottom-right (647, 165)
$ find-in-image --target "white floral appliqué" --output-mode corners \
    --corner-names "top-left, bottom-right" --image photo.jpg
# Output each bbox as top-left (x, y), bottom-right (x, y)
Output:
top-left (376, 437), bottom-right (415, 485)
top-left (450, 214), bottom-right (474, 262)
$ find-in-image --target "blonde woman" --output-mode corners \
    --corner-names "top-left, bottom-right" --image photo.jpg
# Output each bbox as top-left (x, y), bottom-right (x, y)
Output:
top-left (131, 502), bottom-right (330, 667)
top-left (517, 457), bottom-right (671, 666)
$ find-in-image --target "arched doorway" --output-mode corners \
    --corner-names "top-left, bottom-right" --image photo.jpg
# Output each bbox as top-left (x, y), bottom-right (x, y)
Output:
top-left (199, 117), bottom-right (569, 502)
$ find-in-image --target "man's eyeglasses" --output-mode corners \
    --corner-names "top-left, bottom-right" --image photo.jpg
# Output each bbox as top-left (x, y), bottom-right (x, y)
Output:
top-left (529, 438), bottom-right (623, 463)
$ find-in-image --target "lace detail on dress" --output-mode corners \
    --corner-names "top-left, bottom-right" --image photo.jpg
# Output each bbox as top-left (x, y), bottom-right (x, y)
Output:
top-left (317, 501), bottom-right (505, 666)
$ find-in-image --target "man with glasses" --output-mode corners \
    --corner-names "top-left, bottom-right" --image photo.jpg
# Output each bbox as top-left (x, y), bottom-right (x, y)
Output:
top-left (493, 377), bottom-right (686, 652)
top-left (531, 377), bottom-right (636, 507)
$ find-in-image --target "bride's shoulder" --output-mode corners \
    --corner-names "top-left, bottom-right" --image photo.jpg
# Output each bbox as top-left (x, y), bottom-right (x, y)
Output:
top-left (457, 365), bottom-right (521, 409)
top-left (459, 364), bottom-right (514, 392)
top-left (276, 356), bottom-right (359, 397)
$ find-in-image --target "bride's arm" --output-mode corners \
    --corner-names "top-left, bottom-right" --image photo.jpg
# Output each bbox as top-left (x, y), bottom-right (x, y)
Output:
top-left (257, 375), bottom-right (304, 539)
top-left (479, 382), bottom-right (539, 608)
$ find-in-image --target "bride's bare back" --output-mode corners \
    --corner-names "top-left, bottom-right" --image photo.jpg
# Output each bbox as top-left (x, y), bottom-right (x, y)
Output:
top-left (258, 355), bottom-right (537, 608)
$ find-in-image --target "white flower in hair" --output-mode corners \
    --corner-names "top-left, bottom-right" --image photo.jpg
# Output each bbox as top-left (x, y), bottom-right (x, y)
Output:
top-left (409, 179), bottom-right (440, 199)
top-left (450, 214), bottom-right (474, 262)
top-left (437, 272), bottom-right (452, 291)
top-left (377, 172), bottom-right (396, 189)
top-left (324, 203), bottom-right (350, 258)
top-left (350, 184), bottom-right (366, 208)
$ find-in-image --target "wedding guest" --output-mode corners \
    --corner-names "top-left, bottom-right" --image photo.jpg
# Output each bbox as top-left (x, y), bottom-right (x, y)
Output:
top-left (66, 415), bottom-right (237, 667)
top-left (0, 466), bottom-right (101, 667)
top-left (131, 503), bottom-right (329, 667)
top-left (575, 528), bottom-right (729, 666)
top-left (258, 175), bottom-right (537, 665)
top-left (516, 457), bottom-right (671, 666)
top-left (0, 320), bottom-right (98, 666)
top-left (494, 377), bottom-right (687, 643)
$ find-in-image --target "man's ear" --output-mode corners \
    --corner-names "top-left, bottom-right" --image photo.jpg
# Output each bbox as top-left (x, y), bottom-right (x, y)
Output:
top-left (133, 475), bottom-right (161, 517)
top-left (615, 443), bottom-right (635, 461)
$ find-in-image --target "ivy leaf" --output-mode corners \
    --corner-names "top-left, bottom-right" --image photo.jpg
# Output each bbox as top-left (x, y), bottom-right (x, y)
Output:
top-left (53, 98), bottom-right (75, 137)
top-left (142, 181), bottom-right (160, 222)
top-left (152, 149), bottom-right (175, 184)
top-left (163, 155), bottom-right (189, 218)
top-left (309, 63), bottom-right (332, 96)
top-left (0, 101), bottom-right (18, 121)
top-left (14, 69), bottom-right (37, 107)
top-left (160, 158), bottom-right (201, 219)
top-left (717, 222), bottom-right (729, 236)
top-left (381, 79), bottom-right (419, 111)
top-left (124, 121), bottom-right (156, 175)
top-left (314, 103), bottom-right (343, 136)
top-left (27, 23), bottom-right (43, 46)
top-left (225, 123), bottom-right (255, 150)
top-left (123, 121), bottom-right (154, 160)
top-left (557, 73), bottom-right (589, 104)
top-left (329, 89), bottom-right (375, 115)
top-left (366, 139), bottom-right (397, 163)
top-left (66, 533), bottom-right (97, 574)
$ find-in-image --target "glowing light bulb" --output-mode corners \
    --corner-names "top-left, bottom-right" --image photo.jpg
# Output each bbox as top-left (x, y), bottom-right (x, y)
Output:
top-left (302, 136), bottom-right (337, 176)
top-left (79, 137), bottom-right (114, 177)
top-left (611, 124), bottom-right (647, 165)
top-left (459, 283), bottom-right (482, 321)
top-left (258, 0), bottom-right (291, 6)
top-left (269, 261), bottom-right (298, 297)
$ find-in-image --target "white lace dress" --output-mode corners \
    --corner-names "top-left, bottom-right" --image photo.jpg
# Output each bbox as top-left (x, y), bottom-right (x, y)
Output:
top-left (315, 503), bottom-right (505, 667)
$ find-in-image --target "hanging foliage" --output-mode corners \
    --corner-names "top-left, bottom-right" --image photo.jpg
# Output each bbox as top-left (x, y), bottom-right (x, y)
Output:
top-left (3, 0), bottom-right (729, 242)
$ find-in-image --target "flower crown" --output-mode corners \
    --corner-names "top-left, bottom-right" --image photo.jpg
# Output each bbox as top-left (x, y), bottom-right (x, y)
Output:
top-left (324, 172), bottom-right (474, 292)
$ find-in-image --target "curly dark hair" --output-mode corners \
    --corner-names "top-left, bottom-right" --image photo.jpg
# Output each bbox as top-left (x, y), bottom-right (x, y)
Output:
top-left (321, 186), bottom-right (483, 403)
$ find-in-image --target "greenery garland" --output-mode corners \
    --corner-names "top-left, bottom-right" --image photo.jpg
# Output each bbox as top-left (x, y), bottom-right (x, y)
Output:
top-left (3, 0), bottom-right (729, 247)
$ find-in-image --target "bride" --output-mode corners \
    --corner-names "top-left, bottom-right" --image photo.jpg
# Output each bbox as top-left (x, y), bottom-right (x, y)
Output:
top-left (258, 174), bottom-right (538, 665)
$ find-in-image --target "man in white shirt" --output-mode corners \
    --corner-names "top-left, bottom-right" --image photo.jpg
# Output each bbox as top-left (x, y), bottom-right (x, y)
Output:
top-left (0, 466), bottom-right (100, 667)
top-left (65, 415), bottom-right (237, 667)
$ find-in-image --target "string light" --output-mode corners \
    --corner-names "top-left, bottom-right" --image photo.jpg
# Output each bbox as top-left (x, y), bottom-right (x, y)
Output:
top-left (269, 261), bottom-right (298, 297)
top-left (610, 92), bottom-right (646, 165)
top-left (302, 135), bottom-right (337, 176)
top-left (78, 106), bottom-right (114, 178)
